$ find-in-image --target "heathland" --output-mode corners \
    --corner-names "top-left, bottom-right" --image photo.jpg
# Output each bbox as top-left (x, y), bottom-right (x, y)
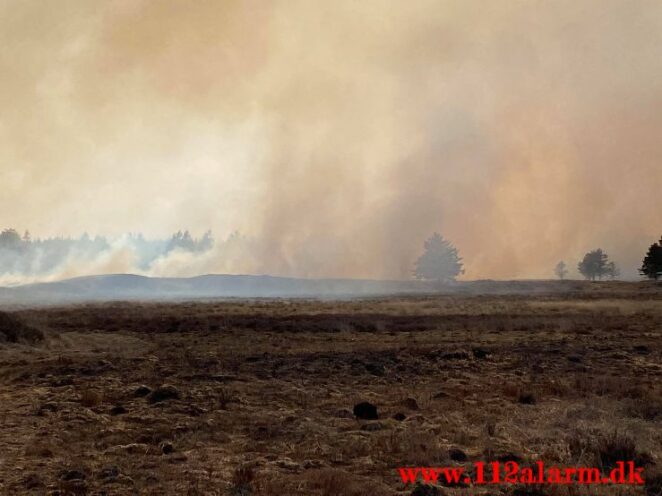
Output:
top-left (0, 281), bottom-right (660, 495)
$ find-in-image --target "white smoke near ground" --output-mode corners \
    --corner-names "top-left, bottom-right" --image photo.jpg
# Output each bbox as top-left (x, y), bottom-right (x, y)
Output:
top-left (0, 230), bottom-right (242, 286)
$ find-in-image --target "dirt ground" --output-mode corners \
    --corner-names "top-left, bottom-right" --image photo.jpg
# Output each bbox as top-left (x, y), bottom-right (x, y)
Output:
top-left (0, 282), bottom-right (660, 495)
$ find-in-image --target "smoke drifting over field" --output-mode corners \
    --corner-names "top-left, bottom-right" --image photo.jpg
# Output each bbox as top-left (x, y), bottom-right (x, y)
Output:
top-left (1, 1), bottom-right (661, 281)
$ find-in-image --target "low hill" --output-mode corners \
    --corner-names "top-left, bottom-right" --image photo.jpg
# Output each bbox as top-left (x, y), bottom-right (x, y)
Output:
top-left (0, 274), bottom-right (657, 306)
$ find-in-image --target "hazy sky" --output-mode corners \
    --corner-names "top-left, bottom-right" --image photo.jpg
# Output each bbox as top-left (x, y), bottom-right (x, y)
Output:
top-left (1, 0), bottom-right (661, 279)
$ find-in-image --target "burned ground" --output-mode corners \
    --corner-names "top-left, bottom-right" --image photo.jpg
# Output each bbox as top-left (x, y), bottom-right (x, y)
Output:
top-left (0, 284), bottom-right (660, 495)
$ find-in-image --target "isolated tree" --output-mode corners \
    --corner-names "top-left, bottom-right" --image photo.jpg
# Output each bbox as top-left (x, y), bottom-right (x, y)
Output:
top-left (605, 261), bottom-right (620, 280)
top-left (413, 233), bottom-right (464, 283)
top-left (554, 261), bottom-right (568, 280)
top-left (577, 248), bottom-right (611, 281)
top-left (640, 236), bottom-right (662, 280)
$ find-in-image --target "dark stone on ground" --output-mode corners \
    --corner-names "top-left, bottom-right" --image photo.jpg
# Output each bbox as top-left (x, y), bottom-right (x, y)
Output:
top-left (60, 469), bottom-right (87, 481)
top-left (497, 452), bottom-right (523, 463)
top-left (472, 348), bottom-right (490, 359)
top-left (449, 447), bottom-right (468, 462)
top-left (148, 384), bottom-right (180, 403)
top-left (110, 405), bottom-right (127, 415)
top-left (37, 402), bottom-right (58, 415)
top-left (134, 385), bottom-right (152, 397)
top-left (517, 392), bottom-right (536, 405)
top-left (353, 401), bottom-right (378, 420)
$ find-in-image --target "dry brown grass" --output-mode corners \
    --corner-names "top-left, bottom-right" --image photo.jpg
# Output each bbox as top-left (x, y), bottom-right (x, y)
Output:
top-left (0, 283), bottom-right (659, 494)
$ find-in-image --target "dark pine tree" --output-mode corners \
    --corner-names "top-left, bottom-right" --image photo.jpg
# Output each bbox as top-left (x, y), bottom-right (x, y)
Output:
top-left (577, 248), bottom-right (610, 281)
top-left (640, 236), bottom-right (662, 281)
top-left (413, 233), bottom-right (464, 283)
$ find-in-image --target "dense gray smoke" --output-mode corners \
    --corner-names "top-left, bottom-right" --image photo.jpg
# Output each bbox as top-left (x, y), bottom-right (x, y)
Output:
top-left (1, 1), bottom-right (661, 282)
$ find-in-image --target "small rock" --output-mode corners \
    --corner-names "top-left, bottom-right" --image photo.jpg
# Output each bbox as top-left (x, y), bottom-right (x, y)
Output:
top-left (449, 447), bottom-right (467, 462)
top-left (110, 405), bottom-right (127, 415)
top-left (633, 344), bottom-right (650, 354)
top-left (497, 452), bottom-right (523, 463)
top-left (148, 384), bottom-right (180, 403)
top-left (161, 442), bottom-right (174, 455)
top-left (133, 385), bottom-right (152, 397)
top-left (432, 391), bottom-right (449, 399)
top-left (402, 397), bottom-right (419, 410)
top-left (60, 469), bottom-right (86, 481)
top-left (393, 412), bottom-right (407, 421)
top-left (472, 348), bottom-right (490, 359)
top-left (517, 392), bottom-right (536, 405)
top-left (353, 401), bottom-right (378, 420)
top-left (37, 402), bottom-right (58, 416)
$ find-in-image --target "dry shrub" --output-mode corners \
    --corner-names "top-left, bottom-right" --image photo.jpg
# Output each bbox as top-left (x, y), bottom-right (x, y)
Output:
top-left (625, 393), bottom-right (662, 421)
top-left (378, 429), bottom-right (449, 466)
top-left (0, 311), bottom-right (44, 344)
top-left (572, 374), bottom-right (645, 399)
top-left (230, 465), bottom-right (255, 496)
top-left (568, 429), bottom-right (651, 472)
top-left (593, 430), bottom-right (654, 472)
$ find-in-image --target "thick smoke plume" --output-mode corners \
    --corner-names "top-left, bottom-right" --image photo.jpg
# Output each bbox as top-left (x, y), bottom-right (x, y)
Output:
top-left (1, 1), bottom-right (661, 281)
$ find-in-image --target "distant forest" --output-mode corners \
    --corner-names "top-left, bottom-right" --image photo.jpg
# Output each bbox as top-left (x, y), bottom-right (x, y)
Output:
top-left (0, 228), bottom-right (213, 277)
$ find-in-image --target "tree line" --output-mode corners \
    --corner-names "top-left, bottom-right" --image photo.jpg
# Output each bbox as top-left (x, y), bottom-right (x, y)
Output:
top-left (0, 228), bottom-right (214, 277)
top-left (413, 233), bottom-right (662, 282)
